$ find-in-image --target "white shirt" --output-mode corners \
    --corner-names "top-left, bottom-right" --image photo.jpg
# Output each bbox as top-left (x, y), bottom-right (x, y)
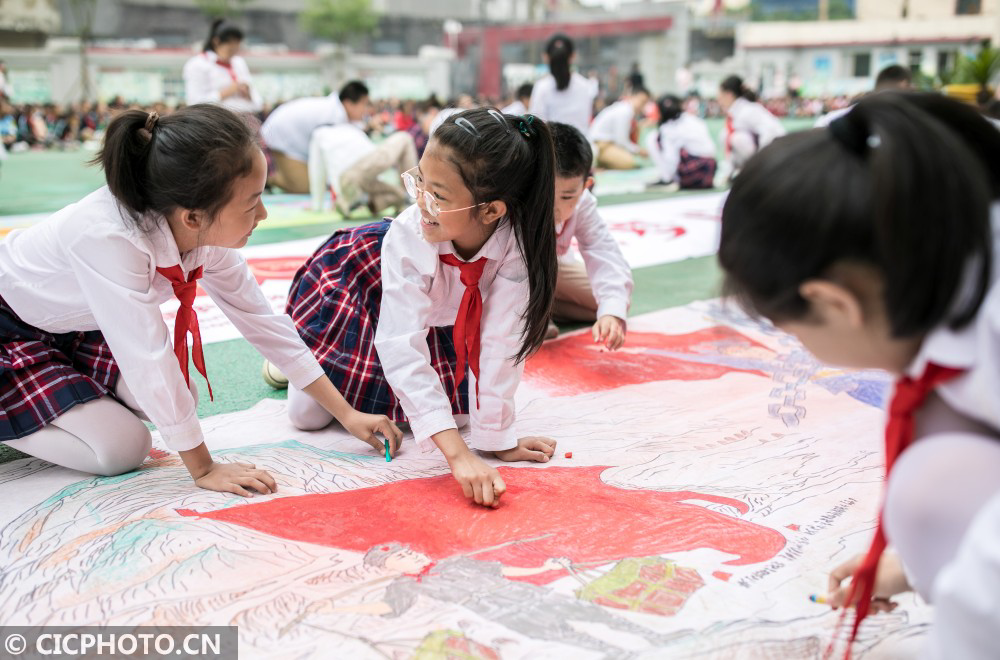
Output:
top-left (0, 187), bottom-right (324, 451)
top-left (555, 190), bottom-right (633, 321)
top-left (647, 113), bottom-right (716, 181)
top-left (588, 100), bottom-right (639, 153)
top-left (182, 51), bottom-right (262, 114)
top-left (727, 97), bottom-right (786, 148)
top-left (925, 489), bottom-right (1000, 659)
top-left (374, 205), bottom-right (529, 452)
top-left (529, 73), bottom-right (598, 135)
top-left (501, 100), bottom-right (527, 115)
top-left (307, 124), bottom-right (376, 210)
top-left (261, 94), bottom-right (348, 163)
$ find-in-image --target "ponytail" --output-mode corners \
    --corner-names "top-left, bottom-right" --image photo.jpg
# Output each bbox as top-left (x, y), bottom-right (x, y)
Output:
top-left (91, 104), bottom-right (259, 232)
top-left (546, 34), bottom-right (574, 92)
top-left (719, 91), bottom-right (998, 338)
top-left (656, 94), bottom-right (683, 125)
top-left (434, 108), bottom-right (557, 362)
top-left (720, 75), bottom-right (750, 100)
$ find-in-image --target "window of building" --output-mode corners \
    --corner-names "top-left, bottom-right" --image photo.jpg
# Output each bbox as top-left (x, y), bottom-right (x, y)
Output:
top-left (937, 50), bottom-right (958, 76)
top-left (852, 52), bottom-right (871, 78)
top-left (956, 0), bottom-right (982, 15)
top-left (908, 49), bottom-right (923, 74)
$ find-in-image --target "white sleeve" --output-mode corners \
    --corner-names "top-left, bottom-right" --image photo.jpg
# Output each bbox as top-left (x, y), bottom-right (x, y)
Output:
top-left (183, 57), bottom-right (221, 105)
top-left (374, 215), bottom-right (458, 447)
top-left (469, 248), bottom-right (527, 452)
top-left (528, 84), bottom-right (548, 120)
top-left (572, 193), bottom-right (633, 321)
top-left (752, 105), bottom-right (786, 147)
top-left (234, 57), bottom-right (263, 112)
top-left (308, 131), bottom-right (327, 211)
top-left (925, 492), bottom-right (1000, 660)
top-left (614, 107), bottom-right (639, 153)
top-left (65, 231), bottom-right (203, 451)
top-left (199, 249), bottom-right (324, 391)
top-left (648, 125), bottom-right (680, 182)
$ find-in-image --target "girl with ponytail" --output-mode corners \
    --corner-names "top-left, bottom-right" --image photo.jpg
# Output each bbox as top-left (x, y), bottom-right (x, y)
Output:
top-left (717, 74), bottom-right (784, 176)
top-left (718, 91), bottom-right (1000, 656)
top-left (285, 108), bottom-right (560, 508)
top-left (0, 104), bottom-right (400, 495)
top-left (183, 18), bottom-right (262, 114)
top-left (528, 33), bottom-right (599, 135)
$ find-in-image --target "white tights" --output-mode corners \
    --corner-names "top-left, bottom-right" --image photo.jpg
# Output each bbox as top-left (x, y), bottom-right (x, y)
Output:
top-left (884, 392), bottom-right (1000, 600)
top-left (3, 378), bottom-right (197, 477)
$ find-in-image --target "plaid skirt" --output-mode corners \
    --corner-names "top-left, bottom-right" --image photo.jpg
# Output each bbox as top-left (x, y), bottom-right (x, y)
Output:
top-left (677, 150), bottom-right (717, 190)
top-left (0, 295), bottom-right (119, 441)
top-left (286, 219), bottom-right (468, 422)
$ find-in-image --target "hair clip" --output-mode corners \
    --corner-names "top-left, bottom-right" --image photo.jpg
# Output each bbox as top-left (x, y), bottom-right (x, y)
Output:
top-left (454, 117), bottom-right (480, 138)
top-left (517, 114), bottom-right (535, 138)
top-left (487, 108), bottom-right (510, 133)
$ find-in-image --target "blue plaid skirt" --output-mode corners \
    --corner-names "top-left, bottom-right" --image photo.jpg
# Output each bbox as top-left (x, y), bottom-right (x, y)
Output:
top-left (677, 150), bottom-right (717, 190)
top-left (285, 220), bottom-right (468, 421)
top-left (0, 295), bottom-right (119, 441)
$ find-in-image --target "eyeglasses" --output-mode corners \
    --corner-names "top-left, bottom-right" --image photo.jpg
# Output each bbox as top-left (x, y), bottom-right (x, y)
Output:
top-left (401, 167), bottom-right (485, 218)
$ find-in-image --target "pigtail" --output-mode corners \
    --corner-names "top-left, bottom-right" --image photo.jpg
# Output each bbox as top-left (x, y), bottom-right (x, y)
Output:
top-left (546, 34), bottom-right (573, 91)
top-left (510, 115), bottom-right (558, 362)
top-left (203, 18), bottom-right (224, 52)
top-left (90, 109), bottom-right (155, 220)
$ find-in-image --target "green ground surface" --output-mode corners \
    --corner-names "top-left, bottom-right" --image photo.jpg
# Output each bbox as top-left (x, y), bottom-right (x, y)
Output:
top-left (1, 117), bottom-right (809, 463)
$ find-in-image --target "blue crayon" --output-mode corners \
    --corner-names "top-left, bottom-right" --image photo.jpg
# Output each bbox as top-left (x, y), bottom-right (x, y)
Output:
top-left (385, 439), bottom-right (391, 462)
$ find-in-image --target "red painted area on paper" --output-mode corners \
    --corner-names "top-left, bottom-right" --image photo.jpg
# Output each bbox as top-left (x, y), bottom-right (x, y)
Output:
top-left (147, 448), bottom-right (169, 460)
top-left (524, 326), bottom-right (770, 396)
top-left (786, 524), bottom-right (800, 531)
top-left (177, 466), bottom-right (786, 585)
top-left (712, 571), bottom-right (732, 581)
top-left (246, 257), bottom-right (309, 285)
top-left (607, 220), bottom-right (687, 240)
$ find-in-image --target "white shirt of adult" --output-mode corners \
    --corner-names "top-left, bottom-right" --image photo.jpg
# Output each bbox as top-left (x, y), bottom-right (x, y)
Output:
top-left (646, 112), bottom-right (716, 182)
top-left (529, 72), bottom-right (598, 135)
top-left (727, 96), bottom-right (786, 148)
top-left (374, 204), bottom-right (529, 452)
top-left (0, 186), bottom-right (324, 451)
top-left (261, 94), bottom-right (348, 163)
top-left (501, 100), bottom-right (527, 115)
top-left (183, 50), bottom-right (262, 114)
top-left (307, 124), bottom-right (376, 210)
top-left (554, 190), bottom-right (633, 321)
top-left (588, 100), bottom-right (640, 153)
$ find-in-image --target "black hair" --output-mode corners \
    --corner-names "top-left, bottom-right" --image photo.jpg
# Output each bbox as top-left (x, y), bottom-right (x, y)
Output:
top-left (630, 85), bottom-right (650, 98)
top-left (203, 19), bottom-right (244, 53)
top-left (656, 94), bottom-right (683, 124)
top-left (719, 91), bottom-right (999, 339)
top-left (339, 80), bottom-right (369, 104)
top-left (516, 82), bottom-right (534, 102)
top-left (433, 108), bottom-right (558, 362)
top-left (874, 64), bottom-right (912, 90)
top-left (546, 33), bottom-right (574, 91)
top-left (92, 104), bottom-right (259, 231)
top-left (549, 121), bottom-right (592, 179)
top-left (720, 75), bottom-right (756, 101)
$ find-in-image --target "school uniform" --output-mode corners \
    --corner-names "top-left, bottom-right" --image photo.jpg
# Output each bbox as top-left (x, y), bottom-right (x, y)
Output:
top-left (724, 97), bottom-right (785, 169)
top-left (182, 51), bottom-right (262, 114)
top-left (646, 113), bottom-right (717, 189)
top-left (588, 101), bottom-right (640, 170)
top-left (0, 186), bottom-right (324, 449)
top-left (261, 94), bottom-right (348, 194)
top-left (286, 204), bottom-right (529, 451)
top-left (529, 73), bottom-right (599, 135)
top-left (553, 190), bottom-right (633, 323)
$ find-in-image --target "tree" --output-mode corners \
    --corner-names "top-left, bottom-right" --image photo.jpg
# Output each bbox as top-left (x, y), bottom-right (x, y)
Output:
top-left (300, 0), bottom-right (379, 46)
top-left (194, 0), bottom-right (252, 20)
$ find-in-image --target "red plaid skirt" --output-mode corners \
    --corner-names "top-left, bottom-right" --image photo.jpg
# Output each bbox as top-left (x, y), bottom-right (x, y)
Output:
top-left (286, 219), bottom-right (468, 422)
top-left (0, 295), bottom-right (119, 441)
top-left (677, 150), bottom-right (717, 190)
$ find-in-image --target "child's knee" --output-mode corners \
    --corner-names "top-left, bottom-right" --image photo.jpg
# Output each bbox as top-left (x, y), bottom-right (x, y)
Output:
top-left (287, 388), bottom-right (333, 431)
top-left (95, 422), bottom-right (152, 476)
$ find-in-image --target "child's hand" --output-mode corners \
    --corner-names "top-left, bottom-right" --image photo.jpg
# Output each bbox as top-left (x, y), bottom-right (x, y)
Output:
top-left (826, 551), bottom-right (911, 612)
top-left (592, 315), bottom-right (626, 351)
top-left (447, 451), bottom-right (506, 508)
top-left (195, 461), bottom-right (277, 497)
top-left (342, 411), bottom-right (403, 457)
top-left (494, 436), bottom-right (557, 463)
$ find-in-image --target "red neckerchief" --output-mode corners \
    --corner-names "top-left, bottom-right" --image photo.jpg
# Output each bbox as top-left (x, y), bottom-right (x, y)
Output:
top-left (156, 265), bottom-right (214, 401)
top-left (439, 254), bottom-right (488, 409)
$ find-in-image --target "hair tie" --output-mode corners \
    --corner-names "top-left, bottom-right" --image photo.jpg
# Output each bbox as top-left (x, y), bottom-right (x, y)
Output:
top-left (829, 112), bottom-right (878, 156)
top-left (517, 114), bottom-right (535, 138)
top-left (137, 111), bottom-right (159, 144)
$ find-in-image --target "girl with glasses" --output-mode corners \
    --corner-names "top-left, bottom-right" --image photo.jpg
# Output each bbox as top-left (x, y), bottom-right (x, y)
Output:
top-left (283, 108), bottom-right (558, 508)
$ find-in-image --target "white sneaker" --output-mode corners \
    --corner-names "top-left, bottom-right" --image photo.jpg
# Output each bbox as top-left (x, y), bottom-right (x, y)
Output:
top-left (262, 360), bottom-right (289, 390)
